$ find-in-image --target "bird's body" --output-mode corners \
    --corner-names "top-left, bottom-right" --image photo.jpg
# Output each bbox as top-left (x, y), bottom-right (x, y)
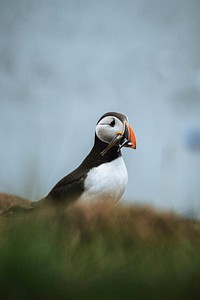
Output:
top-left (46, 150), bottom-right (127, 205)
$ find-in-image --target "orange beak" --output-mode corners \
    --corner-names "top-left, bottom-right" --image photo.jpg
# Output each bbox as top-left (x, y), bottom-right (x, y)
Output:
top-left (124, 122), bottom-right (136, 149)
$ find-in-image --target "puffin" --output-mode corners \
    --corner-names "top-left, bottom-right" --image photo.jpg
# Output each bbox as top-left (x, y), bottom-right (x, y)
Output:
top-left (40, 112), bottom-right (136, 207)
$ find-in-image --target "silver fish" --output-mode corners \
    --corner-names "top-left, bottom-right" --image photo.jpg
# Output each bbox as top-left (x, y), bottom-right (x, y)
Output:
top-left (101, 133), bottom-right (123, 156)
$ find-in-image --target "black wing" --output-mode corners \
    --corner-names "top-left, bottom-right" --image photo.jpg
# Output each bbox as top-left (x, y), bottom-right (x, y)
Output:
top-left (44, 167), bottom-right (88, 205)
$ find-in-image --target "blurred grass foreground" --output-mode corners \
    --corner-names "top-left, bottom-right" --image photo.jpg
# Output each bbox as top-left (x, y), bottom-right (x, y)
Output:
top-left (0, 201), bottom-right (200, 300)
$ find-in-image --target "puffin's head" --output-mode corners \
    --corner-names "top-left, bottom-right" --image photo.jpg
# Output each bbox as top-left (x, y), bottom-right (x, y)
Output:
top-left (96, 112), bottom-right (136, 155)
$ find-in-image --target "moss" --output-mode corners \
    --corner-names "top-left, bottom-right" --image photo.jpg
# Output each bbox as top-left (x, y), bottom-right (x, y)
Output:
top-left (0, 202), bottom-right (200, 300)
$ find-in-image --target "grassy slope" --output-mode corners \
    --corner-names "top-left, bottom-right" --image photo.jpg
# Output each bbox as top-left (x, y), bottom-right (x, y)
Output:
top-left (0, 202), bottom-right (200, 300)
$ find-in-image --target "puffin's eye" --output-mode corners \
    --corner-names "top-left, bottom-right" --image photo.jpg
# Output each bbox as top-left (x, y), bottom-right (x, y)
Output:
top-left (109, 118), bottom-right (115, 127)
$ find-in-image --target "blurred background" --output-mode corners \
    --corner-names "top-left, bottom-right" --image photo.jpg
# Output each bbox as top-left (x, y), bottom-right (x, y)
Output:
top-left (0, 0), bottom-right (200, 218)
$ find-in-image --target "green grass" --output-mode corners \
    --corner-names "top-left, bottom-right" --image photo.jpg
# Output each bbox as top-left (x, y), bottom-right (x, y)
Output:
top-left (0, 202), bottom-right (200, 300)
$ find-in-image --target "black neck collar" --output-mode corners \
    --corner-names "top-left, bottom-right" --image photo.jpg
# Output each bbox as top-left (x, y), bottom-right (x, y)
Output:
top-left (80, 135), bottom-right (122, 169)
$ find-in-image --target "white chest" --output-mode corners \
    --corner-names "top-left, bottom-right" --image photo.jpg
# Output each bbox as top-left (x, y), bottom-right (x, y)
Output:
top-left (80, 157), bottom-right (128, 202)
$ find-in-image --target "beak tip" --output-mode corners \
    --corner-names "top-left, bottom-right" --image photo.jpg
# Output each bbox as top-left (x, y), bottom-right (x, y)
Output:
top-left (130, 143), bottom-right (136, 150)
top-left (127, 142), bottom-right (136, 149)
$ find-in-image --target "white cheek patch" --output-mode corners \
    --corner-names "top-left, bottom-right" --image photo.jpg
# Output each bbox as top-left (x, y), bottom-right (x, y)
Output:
top-left (96, 125), bottom-right (113, 143)
top-left (96, 117), bottom-right (124, 143)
